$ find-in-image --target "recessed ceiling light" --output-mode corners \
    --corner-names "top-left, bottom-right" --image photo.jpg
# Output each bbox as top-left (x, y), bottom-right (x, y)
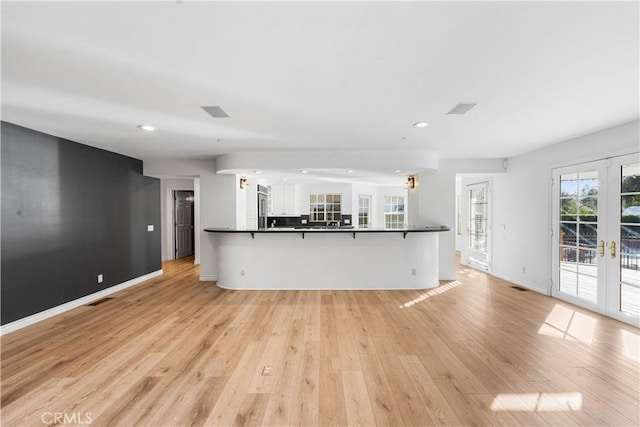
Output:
top-left (301, 170), bottom-right (308, 174)
top-left (283, 178), bottom-right (288, 181)
top-left (413, 121), bottom-right (429, 128)
top-left (254, 171), bottom-right (262, 174)
top-left (347, 170), bottom-right (353, 173)
top-left (394, 169), bottom-right (401, 173)
top-left (138, 124), bottom-right (156, 131)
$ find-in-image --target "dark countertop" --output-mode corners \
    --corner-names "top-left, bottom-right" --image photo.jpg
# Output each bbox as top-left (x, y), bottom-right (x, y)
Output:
top-left (204, 226), bottom-right (451, 234)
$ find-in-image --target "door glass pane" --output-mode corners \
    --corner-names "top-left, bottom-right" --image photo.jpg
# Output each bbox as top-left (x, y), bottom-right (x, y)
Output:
top-left (559, 170), bottom-right (598, 302)
top-left (578, 223), bottom-right (597, 248)
top-left (579, 197), bottom-right (598, 221)
top-left (561, 173), bottom-right (578, 197)
top-left (621, 163), bottom-right (640, 192)
top-left (621, 195), bottom-right (640, 223)
top-left (560, 198), bottom-right (577, 221)
top-left (620, 162), bottom-right (640, 316)
top-left (561, 222), bottom-right (577, 240)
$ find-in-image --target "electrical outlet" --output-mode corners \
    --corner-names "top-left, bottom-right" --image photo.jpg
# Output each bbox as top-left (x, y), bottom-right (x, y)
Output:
top-left (521, 267), bottom-right (526, 274)
top-left (147, 224), bottom-right (154, 232)
top-left (97, 274), bottom-right (103, 283)
top-left (411, 268), bottom-right (417, 276)
top-left (262, 366), bottom-right (272, 376)
top-left (240, 269), bottom-right (245, 276)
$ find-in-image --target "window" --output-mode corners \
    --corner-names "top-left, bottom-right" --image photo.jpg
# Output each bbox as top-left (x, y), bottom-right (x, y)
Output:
top-left (358, 195), bottom-right (371, 228)
top-left (384, 196), bottom-right (405, 229)
top-left (310, 194), bottom-right (341, 222)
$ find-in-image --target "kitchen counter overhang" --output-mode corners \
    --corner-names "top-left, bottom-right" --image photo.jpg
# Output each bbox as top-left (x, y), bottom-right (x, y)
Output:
top-left (204, 226), bottom-right (451, 290)
top-left (205, 226), bottom-right (449, 238)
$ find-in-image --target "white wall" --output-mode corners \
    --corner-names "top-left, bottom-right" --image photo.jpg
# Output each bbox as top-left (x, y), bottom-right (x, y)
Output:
top-left (245, 178), bottom-right (258, 229)
top-left (144, 159), bottom-right (236, 281)
top-left (416, 159), bottom-right (507, 280)
top-left (216, 232), bottom-right (439, 290)
top-left (193, 177), bottom-right (201, 264)
top-left (454, 178), bottom-right (464, 251)
top-left (216, 150), bottom-right (439, 173)
top-left (491, 120), bottom-right (639, 294)
top-left (235, 175), bottom-right (247, 229)
top-left (160, 178), bottom-right (194, 261)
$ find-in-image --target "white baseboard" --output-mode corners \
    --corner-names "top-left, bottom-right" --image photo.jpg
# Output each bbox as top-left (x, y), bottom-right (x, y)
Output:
top-left (199, 274), bottom-right (217, 282)
top-left (0, 269), bottom-right (163, 336)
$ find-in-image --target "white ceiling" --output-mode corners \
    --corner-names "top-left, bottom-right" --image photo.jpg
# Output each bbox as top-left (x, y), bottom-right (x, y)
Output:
top-left (2, 1), bottom-right (638, 163)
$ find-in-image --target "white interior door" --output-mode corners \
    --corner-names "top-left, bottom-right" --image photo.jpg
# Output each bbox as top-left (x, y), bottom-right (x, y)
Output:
top-left (466, 181), bottom-right (491, 271)
top-left (552, 153), bottom-right (640, 326)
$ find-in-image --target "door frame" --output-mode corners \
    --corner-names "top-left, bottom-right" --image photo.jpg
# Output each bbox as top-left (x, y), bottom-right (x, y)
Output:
top-left (606, 153), bottom-right (640, 326)
top-left (550, 153), bottom-right (640, 327)
top-left (358, 194), bottom-right (372, 229)
top-left (174, 190), bottom-right (195, 259)
top-left (164, 183), bottom-right (195, 261)
top-left (551, 160), bottom-right (608, 315)
top-left (463, 179), bottom-right (492, 272)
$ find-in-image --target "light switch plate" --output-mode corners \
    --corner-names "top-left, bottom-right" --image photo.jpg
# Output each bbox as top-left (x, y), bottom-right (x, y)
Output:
top-left (147, 225), bottom-right (154, 232)
top-left (301, 219), bottom-right (307, 224)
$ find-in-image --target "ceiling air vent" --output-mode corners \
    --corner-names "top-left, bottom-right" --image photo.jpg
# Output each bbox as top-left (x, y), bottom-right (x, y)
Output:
top-left (201, 106), bottom-right (230, 118)
top-left (446, 102), bottom-right (477, 115)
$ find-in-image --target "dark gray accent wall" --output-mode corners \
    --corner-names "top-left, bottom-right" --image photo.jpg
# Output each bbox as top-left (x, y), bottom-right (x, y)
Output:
top-left (1, 122), bottom-right (161, 325)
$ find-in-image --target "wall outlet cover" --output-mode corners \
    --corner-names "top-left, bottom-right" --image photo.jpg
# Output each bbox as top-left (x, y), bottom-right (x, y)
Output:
top-left (97, 274), bottom-right (103, 283)
top-left (147, 224), bottom-right (154, 232)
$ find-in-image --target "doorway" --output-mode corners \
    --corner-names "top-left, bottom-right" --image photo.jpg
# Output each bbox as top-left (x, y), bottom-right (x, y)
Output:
top-left (174, 190), bottom-right (195, 259)
top-left (552, 153), bottom-right (639, 326)
top-left (358, 195), bottom-right (371, 229)
top-left (466, 181), bottom-right (492, 271)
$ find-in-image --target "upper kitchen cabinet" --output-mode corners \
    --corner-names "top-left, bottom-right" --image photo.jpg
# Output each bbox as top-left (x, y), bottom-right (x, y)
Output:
top-left (269, 183), bottom-right (300, 216)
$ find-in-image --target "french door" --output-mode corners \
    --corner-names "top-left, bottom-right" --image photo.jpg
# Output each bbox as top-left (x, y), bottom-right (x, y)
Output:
top-left (552, 154), bottom-right (639, 326)
top-left (466, 181), bottom-right (491, 271)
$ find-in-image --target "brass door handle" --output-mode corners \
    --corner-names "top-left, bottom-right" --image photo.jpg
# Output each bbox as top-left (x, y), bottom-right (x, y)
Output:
top-left (598, 240), bottom-right (605, 257)
top-left (609, 241), bottom-right (616, 259)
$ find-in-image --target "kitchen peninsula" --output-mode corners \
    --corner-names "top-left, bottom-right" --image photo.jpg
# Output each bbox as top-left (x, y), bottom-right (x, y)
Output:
top-left (205, 226), bottom-right (450, 290)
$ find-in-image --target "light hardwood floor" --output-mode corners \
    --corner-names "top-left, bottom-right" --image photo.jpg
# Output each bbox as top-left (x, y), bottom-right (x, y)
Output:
top-left (2, 256), bottom-right (639, 426)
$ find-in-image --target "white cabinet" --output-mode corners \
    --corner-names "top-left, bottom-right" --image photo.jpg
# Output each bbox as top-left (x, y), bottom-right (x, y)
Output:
top-left (270, 183), bottom-right (300, 215)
